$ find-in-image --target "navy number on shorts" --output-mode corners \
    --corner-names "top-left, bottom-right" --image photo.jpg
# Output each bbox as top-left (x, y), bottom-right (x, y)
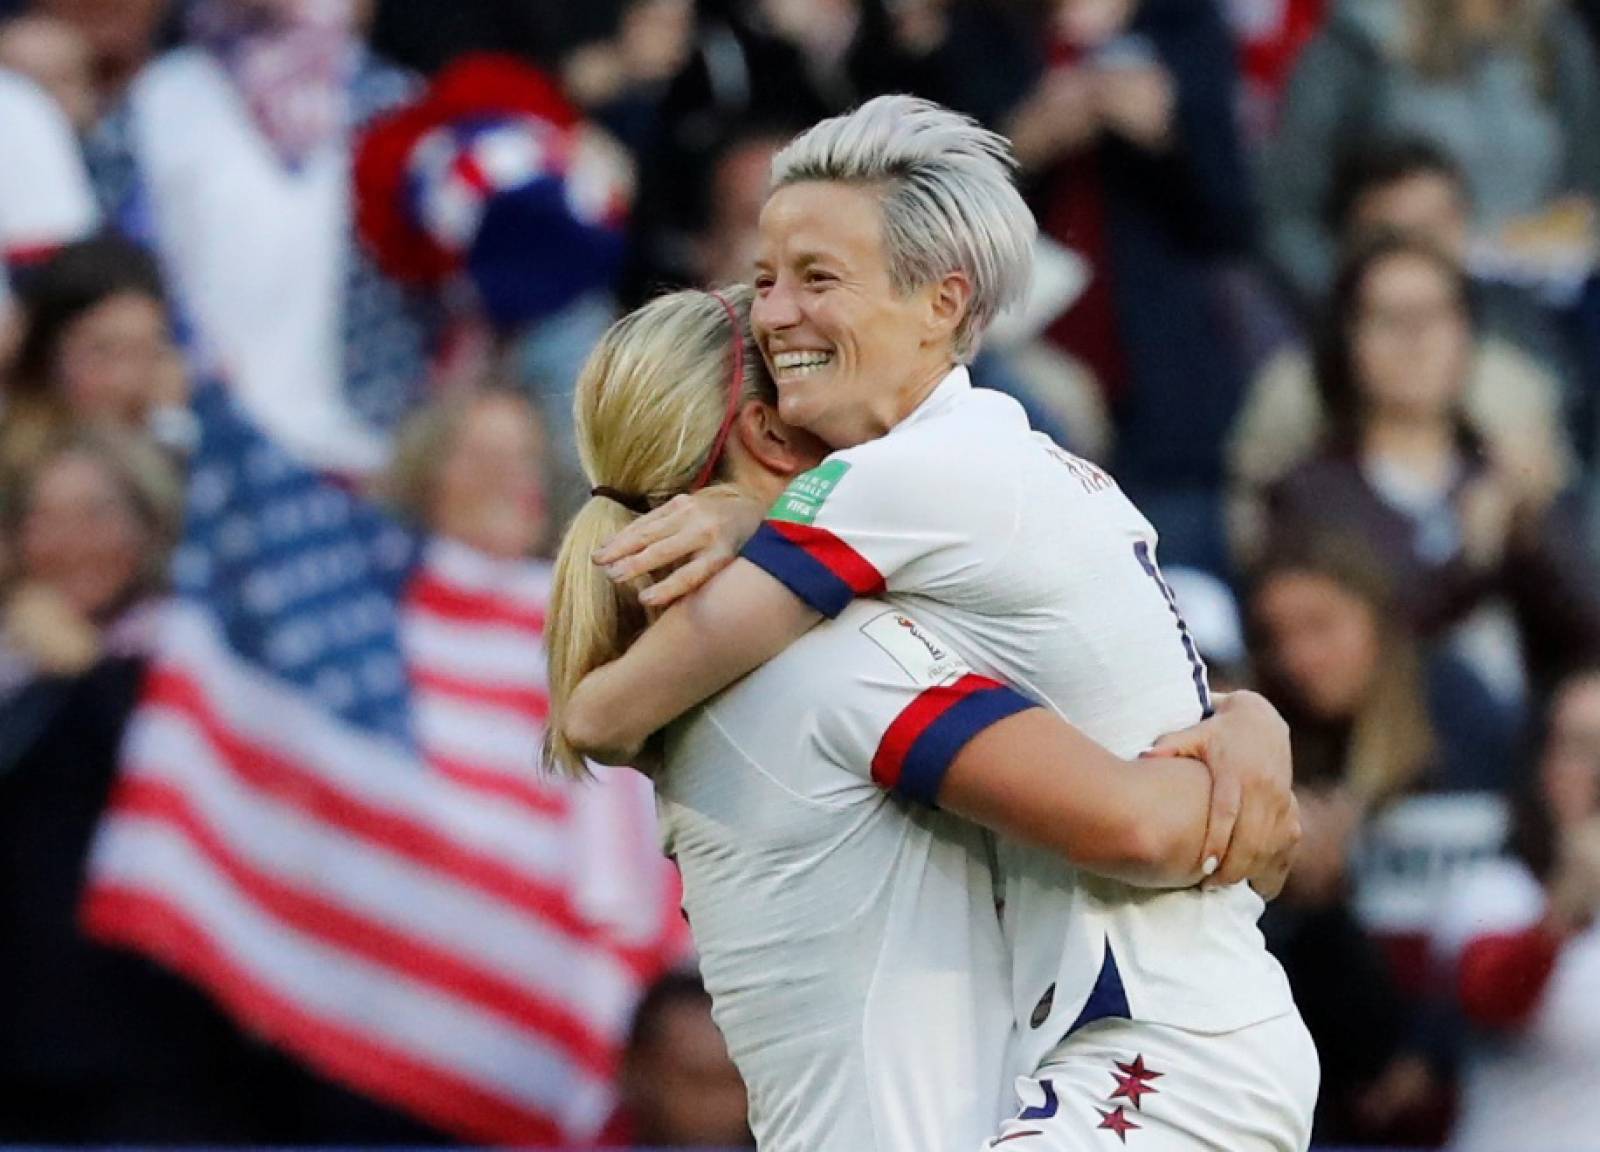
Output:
top-left (1133, 541), bottom-right (1212, 717)
top-left (1018, 1079), bottom-right (1060, 1121)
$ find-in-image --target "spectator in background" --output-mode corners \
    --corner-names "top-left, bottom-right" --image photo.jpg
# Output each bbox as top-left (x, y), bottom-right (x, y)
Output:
top-left (1248, 534), bottom-right (1476, 1145)
top-left (1264, 0), bottom-right (1600, 308)
top-left (383, 388), bottom-right (550, 559)
top-left (620, 0), bottom-right (936, 306)
top-left (598, 971), bottom-right (752, 1148)
top-left (0, 430), bottom-right (220, 1144)
top-left (0, 11), bottom-right (95, 131)
top-left (1249, 532), bottom-right (1517, 805)
top-left (1259, 772), bottom-right (1453, 1146)
top-left (1234, 137), bottom-right (1577, 550)
top-left (684, 123), bottom-right (789, 291)
top-left (94, 0), bottom-right (435, 475)
top-left (938, 0), bottom-right (1256, 572)
top-left (27, 0), bottom-right (169, 113)
top-left (1434, 668), bottom-right (1600, 1152)
top-left (1264, 231), bottom-right (1600, 699)
top-left (0, 64), bottom-right (96, 364)
top-left (562, 0), bottom-right (695, 157)
top-left (1, 237), bottom-right (187, 474)
top-left (1223, 0), bottom-right (1328, 146)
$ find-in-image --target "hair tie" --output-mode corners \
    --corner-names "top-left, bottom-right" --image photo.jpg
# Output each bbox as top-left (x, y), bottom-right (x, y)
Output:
top-left (591, 485), bottom-right (653, 515)
top-left (687, 290), bottom-right (746, 492)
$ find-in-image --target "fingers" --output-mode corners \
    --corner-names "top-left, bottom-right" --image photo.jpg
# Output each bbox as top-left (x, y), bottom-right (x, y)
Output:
top-left (638, 554), bottom-right (722, 611)
top-left (1210, 765), bottom-right (1276, 890)
top-left (1143, 725), bottom-right (1205, 760)
top-left (1249, 852), bottom-right (1292, 902)
top-left (1200, 764), bottom-right (1242, 885)
top-left (592, 496), bottom-right (689, 566)
top-left (606, 531), bottom-right (713, 584)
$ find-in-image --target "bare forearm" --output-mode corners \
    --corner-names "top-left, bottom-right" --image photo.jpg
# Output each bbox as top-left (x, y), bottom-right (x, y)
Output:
top-left (562, 560), bottom-right (820, 763)
top-left (941, 710), bottom-right (1211, 888)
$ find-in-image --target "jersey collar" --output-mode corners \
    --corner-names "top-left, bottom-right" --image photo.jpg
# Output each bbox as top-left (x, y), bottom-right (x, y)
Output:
top-left (894, 365), bottom-right (971, 435)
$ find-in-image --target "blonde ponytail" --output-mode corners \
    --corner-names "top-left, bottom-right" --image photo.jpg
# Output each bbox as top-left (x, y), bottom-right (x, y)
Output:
top-left (544, 286), bottom-right (767, 777)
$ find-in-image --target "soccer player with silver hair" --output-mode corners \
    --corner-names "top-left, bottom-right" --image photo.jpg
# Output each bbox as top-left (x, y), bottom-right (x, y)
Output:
top-left (566, 94), bottom-right (1319, 1151)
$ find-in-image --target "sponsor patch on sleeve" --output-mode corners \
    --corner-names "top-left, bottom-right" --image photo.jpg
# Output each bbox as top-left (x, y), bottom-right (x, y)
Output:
top-left (859, 609), bottom-right (968, 687)
top-left (768, 459), bottom-right (851, 526)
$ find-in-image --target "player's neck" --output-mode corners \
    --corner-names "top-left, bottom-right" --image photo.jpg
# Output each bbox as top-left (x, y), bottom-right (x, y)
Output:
top-left (884, 361), bottom-right (957, 431)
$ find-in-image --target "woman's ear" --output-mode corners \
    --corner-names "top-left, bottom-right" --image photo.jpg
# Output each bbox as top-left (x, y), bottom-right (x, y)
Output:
top-left (926, 270), bottom-right (974, 346)
top-left (734, 401), bottom-right (812, 474)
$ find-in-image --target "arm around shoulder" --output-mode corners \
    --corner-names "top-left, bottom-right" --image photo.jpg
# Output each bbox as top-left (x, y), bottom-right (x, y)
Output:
top-left (561, 558), bottom-right (821, 764)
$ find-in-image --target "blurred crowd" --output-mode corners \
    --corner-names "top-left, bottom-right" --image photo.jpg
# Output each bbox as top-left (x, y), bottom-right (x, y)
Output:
top-left (3, 0), bottom-right (1600, 1148)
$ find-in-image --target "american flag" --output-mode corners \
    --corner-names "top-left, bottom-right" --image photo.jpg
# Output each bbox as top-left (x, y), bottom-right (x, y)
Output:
top-left (82, 384), bottom-right (687, 1143)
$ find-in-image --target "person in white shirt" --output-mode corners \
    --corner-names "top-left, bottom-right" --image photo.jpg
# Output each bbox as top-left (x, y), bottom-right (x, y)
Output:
top-left (565, 96), bottom-right (1318, 1150)
top-left (545, 286), bottom-right (1298, 1152)
top-left (0, 67), bottom-right (97, 352)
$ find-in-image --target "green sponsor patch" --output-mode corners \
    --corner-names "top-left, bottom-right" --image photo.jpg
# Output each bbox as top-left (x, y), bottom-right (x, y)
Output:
top-left (769, 459), bottom-right (851, 525)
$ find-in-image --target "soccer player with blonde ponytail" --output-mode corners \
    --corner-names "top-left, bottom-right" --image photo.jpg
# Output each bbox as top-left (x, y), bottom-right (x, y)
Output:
top-left (546, 287), bottom-right (766, 778)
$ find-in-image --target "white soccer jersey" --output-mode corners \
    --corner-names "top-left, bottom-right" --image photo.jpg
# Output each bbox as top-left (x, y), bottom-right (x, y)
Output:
top-left (657, 599), bottom-right (1033, 1152)
top-left (741, 367), bottom-right (1298, 1077)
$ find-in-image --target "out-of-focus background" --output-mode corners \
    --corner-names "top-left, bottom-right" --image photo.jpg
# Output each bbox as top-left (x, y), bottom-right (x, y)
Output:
top-left (2, 1), bottom-right (1600, 1148)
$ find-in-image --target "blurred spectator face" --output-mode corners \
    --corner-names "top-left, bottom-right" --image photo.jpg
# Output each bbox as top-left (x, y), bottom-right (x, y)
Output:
top-left (699, 135), bottom-right (783, 287)
top-left (1349, 251), bottom-right (1471, 425)
top-left (1542, 673), bottom-right (1600, 831)
top-left (53, 289), bottom-right (171, 426)
top-left (429, 392), bottom-right (548, 559)
top-left (618, 0), bottom-right (693, 87)
top-left (761, 0), bottom-right (859, 63)
top-left (1055, 0), bottom-right (1138, 47)
top-left (1253, 567), bottom-right (1380, 721)
top-left (0, 14), bottom-right (96, 132)
top-left (628, 995), bottom-right (751, 1146)
top-left (18, 447), bottom-right (150, 618)
top-left (1349, 171), bottom-right (1471, 262)
top-left (34, 0), bottom-right (168, 94)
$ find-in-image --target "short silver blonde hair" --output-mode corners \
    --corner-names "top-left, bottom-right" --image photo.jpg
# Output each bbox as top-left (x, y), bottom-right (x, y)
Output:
top-left (770, 94), bottom-right (1036, 360)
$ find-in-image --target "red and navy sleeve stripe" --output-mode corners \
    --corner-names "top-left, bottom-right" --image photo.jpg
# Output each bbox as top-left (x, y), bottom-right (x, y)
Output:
top-left (871, 674), bottom-right (1036, 806)
top-left (740, 520), bottom-right (885, 618)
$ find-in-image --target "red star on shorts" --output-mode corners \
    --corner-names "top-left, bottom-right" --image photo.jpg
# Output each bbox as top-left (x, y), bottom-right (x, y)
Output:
top-left (1109, 1053), bottom-right (1163, 1109)
top-left (1097, 1105), bottom-right (1142, 1143)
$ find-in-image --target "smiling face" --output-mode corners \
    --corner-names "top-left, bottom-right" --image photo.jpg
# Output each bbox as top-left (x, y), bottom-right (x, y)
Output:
top-left (429, 393), bottom-right (548, 559)
top-left (751, 181), bottom-right (953, 448)
top-left (54, 290), bottom-right (171, 427)
top-left (1254, 569), bottom-right (1383, 723)
top-left (19, 449), bottom-right (150, 619)
top-left (1349, 251), bottom-right (1472, 427)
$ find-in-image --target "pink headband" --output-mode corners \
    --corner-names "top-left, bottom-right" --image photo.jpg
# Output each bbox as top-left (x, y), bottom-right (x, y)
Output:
top-left (687, 290), bottom-right (745, 492)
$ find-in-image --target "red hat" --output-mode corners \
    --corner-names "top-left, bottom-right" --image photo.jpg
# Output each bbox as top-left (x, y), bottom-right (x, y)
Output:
top-left (354, 53), bottom-right (628, 328)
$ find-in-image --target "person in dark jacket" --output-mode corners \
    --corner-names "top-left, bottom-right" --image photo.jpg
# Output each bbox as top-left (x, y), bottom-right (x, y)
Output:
top-left (1265, 231), bottom-right (1600, 699)
top-left (932, 0), bottom-right (1256, 570)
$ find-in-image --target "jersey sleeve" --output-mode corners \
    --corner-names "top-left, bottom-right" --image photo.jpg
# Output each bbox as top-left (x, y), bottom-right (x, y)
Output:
top-left (0, 74), bottom-right (98, 263)
top-left (815, 607), bottom-right (1036, 807)
top-left (740, 436), bottom-right (1017, 619)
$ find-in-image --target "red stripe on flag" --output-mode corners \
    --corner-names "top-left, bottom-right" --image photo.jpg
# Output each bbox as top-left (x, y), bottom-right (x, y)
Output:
top-left (769, 521), bottom-right (885, 596)
top-left (82, 885), bottom-right (567, 1146)
top-left (409, 573), bottom-right (547, 633)
top-left (107, 775), bottom-right (619, 1077)
top-left (413, 666), bottom-right (549, 721)
top-left (429, 753), bottom-right (569, 819)
top-left (871, 674), bottom-right (1002, 790)
top-left (142, 665), bottom-right (660, 978)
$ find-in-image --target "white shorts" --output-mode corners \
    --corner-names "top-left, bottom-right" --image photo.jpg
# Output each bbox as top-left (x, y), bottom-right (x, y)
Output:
top-left (983, 1011), bottom-right (1319, 1151)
